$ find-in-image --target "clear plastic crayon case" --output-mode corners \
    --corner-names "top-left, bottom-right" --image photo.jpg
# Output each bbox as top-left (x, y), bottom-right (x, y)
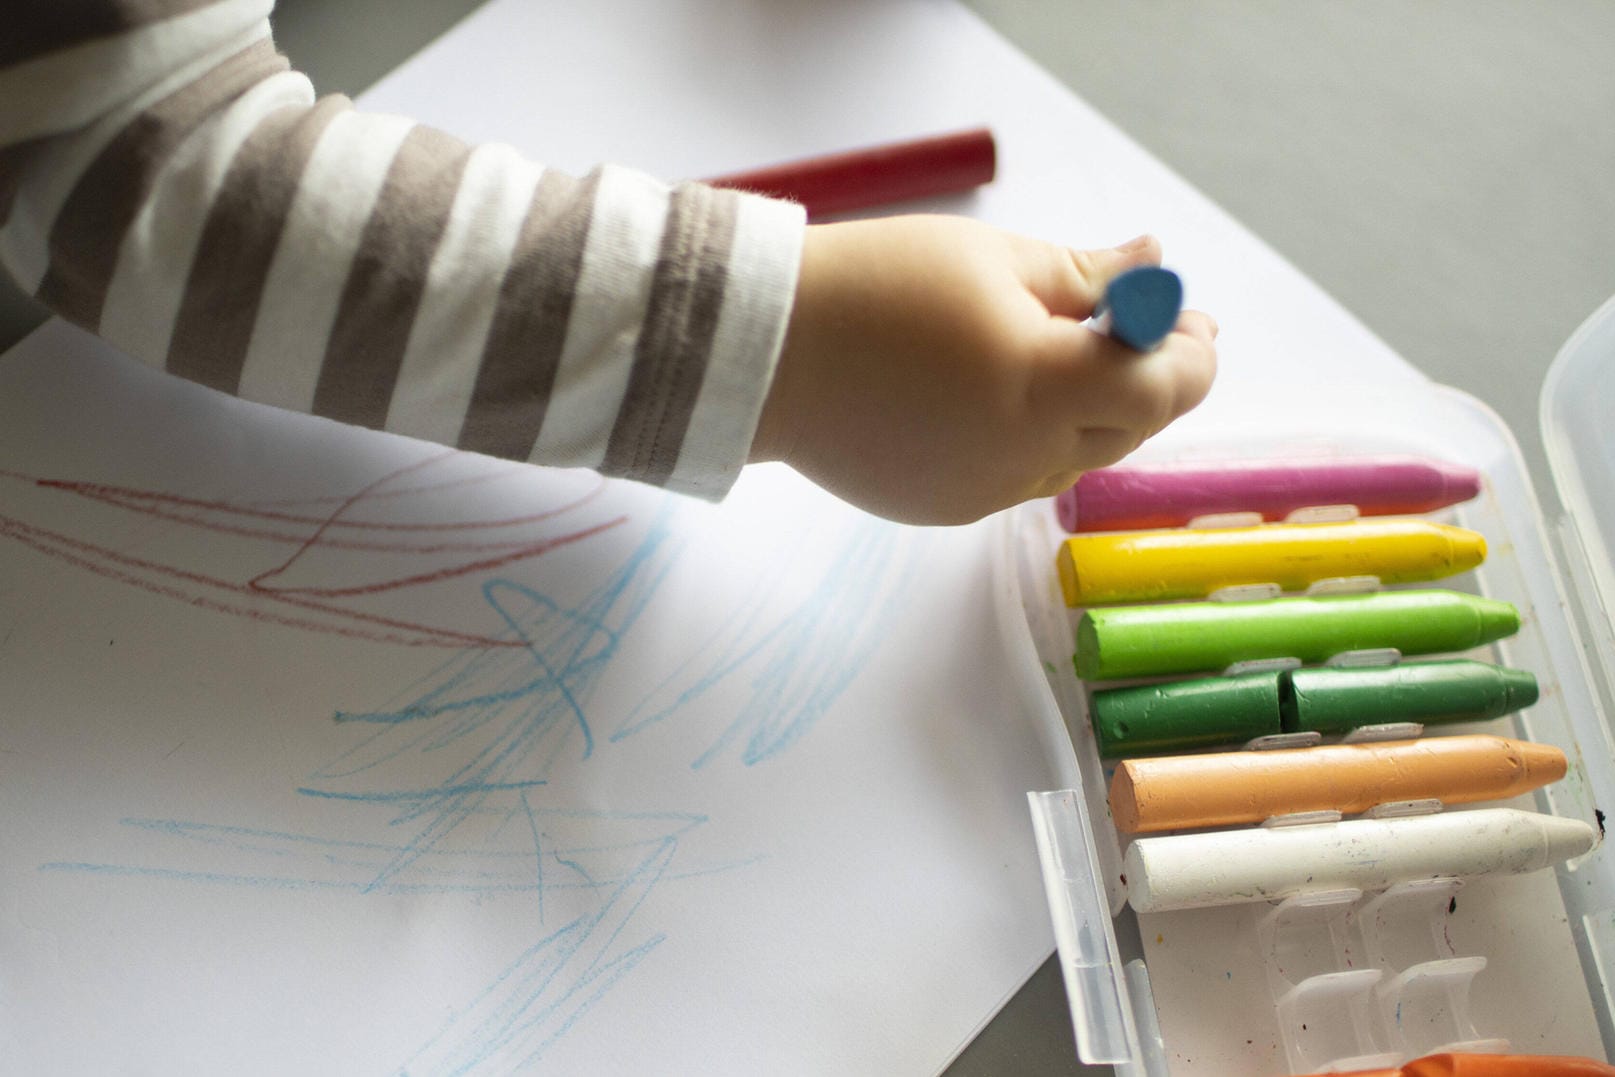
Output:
top-left (1000, 296), bottom-right (1615, 1075)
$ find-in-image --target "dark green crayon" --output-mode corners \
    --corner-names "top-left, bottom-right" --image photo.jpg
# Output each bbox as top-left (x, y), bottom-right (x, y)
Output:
top-left (1091, 672), bottom-right (1282, 757)
top-left (1283, 659), bottom-right (1538, 733)
top-left (1090, 660), bottom-right (1540, 758)
top-left (1074, 589), bottom-right (1519, 681)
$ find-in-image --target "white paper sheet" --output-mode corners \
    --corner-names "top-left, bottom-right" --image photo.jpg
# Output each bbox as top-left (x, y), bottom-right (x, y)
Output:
top-left (0, 321), bottom-right (1054, 1075)
top-left (2, 2), bottom-right (1431, 1073)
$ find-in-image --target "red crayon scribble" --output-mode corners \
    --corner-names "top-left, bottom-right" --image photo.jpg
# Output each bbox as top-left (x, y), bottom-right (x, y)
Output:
top-left (0, 451), bottom-right (627, 648)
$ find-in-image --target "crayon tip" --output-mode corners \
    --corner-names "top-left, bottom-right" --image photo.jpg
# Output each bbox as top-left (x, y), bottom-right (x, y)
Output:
top-left (1517, 738), bottom-right (1570, 785)
top-left (1537, 812), bottom-right (1600, 864)
top-left (1444, 525), bottom-right (1487, 573)
top-left (1501, 667), bottom-right (1540, 712)
top-left (1436, 460), bottom-right (1483, 506)
top-left (1471, 596), bottom-right (1521, 644)
top-left (1099, 266), bottom-right (1183, 351)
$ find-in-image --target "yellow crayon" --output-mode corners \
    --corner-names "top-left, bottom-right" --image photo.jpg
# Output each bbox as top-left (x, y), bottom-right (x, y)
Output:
top-left (1057, 518), bottom-right (1486, 607)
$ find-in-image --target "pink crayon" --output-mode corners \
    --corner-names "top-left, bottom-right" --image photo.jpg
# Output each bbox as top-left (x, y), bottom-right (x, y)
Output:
top-left (1056, 456), bottom-right (1482, 533)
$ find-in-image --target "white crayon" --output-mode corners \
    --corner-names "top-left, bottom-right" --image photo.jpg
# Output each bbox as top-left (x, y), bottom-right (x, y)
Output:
top-left (1123, 808), bottom-right (1597, 913)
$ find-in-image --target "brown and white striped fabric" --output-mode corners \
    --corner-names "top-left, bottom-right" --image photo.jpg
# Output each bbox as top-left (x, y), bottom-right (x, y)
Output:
top-left (0, 0), bottom-right (804, 497)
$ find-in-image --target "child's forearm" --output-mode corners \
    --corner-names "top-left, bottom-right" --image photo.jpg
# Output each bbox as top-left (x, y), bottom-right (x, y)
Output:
top-left (1, 1), bottom-right (802, 499)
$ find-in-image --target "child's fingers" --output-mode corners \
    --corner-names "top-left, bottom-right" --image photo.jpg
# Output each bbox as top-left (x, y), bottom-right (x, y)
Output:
top-left (1174, 309), bottom-right (1219, 344)
top-left (1141, 329), bottom-right (1217, 436)
top-left (1017, 233), bottom-right (1163, 321)
top-left (1070, 426), bottom-right (1148, 470)
top-left (1034, 318), bottom-right (1217, 439)
top-left (1156, 313), bottom-right (1218, 427)
top-left (1033, 469), bottom-right (1087, 498)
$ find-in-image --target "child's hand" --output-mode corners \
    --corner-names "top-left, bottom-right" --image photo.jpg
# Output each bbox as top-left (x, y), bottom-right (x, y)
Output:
top-left (750, 217), bottom-right (1218, 525)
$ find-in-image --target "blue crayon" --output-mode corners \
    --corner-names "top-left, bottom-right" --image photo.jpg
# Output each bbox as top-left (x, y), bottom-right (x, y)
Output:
top-left (1095, 266), bottom-right (1183, 351)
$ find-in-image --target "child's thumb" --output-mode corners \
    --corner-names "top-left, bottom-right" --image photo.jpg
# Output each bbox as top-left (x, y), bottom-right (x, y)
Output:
top-left (1025, 234), bottom-right (1163, 320)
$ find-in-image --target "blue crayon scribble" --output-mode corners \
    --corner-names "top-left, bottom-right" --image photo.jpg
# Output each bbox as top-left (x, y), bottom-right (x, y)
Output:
top-left (39, 491), bottom-right (925, 1073)
top-left (613, 519), bottom-right (924, 769)
top-left (41, 810), bottom-right (761, 897)
top-left (402, 838), bottom-right (677, 1075)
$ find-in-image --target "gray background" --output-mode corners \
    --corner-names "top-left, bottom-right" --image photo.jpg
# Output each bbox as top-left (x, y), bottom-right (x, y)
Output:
top-left (4, 3), bottom-right (1612, 1073)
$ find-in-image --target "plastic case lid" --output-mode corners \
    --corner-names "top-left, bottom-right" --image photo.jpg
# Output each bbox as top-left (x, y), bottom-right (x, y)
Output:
top-left (1541, 293), bottom-right (1615, 704)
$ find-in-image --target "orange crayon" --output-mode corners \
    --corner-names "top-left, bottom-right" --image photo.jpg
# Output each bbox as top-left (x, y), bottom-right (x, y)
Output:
top-left (1109, 734), bottom-right (1566, 833)
top-left (1313, 1051), bottom-right (1615, 1077)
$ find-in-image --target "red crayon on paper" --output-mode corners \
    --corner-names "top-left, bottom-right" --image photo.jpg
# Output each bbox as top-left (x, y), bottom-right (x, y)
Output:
top-left (705, 127), bottom-right (996, 220)
top-left (1056, 455), bottom-right (1483, 533)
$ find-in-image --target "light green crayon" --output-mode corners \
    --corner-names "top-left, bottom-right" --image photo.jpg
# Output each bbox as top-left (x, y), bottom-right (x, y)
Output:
top-left (1074, 589), bottom-right (1519, 681)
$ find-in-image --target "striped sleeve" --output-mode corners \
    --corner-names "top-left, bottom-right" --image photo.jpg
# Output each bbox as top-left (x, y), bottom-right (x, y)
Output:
top-left (0, 0), bottom-right (805, 499)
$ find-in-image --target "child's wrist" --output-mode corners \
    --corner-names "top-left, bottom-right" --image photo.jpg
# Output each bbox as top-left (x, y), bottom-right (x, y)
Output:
top-left (750, 224), bottom-right (834, 465)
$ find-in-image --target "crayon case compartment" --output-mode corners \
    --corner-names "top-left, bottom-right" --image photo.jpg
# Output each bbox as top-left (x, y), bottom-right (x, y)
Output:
top-left (1000, 384), bottom-right (1615, 1075)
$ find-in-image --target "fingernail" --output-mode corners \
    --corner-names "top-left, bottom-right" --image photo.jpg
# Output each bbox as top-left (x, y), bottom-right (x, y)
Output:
top-left (1116, 234), bottom-right (1153, 254)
